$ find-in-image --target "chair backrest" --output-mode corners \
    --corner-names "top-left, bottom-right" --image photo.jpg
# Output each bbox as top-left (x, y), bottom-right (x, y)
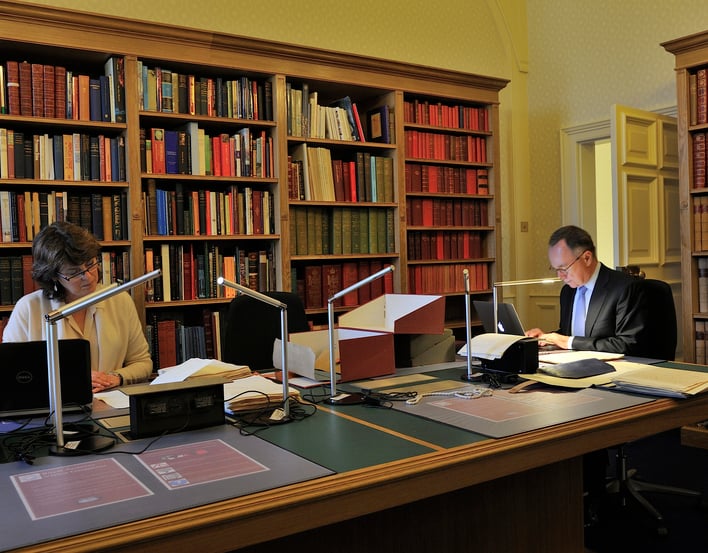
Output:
top-left (221, 291), bottom-right (309, 371)
top-left (635, 278), bottom-right (677, 361)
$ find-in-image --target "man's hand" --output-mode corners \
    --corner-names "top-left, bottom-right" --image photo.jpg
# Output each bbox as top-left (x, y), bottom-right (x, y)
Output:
top-left (537, 332), bottom-right (570, 350)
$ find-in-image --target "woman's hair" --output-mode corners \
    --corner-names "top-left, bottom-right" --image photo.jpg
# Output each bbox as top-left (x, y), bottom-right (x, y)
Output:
top-left (31, 221), bottom-right (101, 300)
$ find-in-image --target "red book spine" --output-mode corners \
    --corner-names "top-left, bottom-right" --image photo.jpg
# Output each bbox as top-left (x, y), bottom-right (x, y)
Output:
top-left (6, 61), bottom-right (20, 115)
top-left (53, 66), bottom-right (66, 119)
top-left (694, 132), bottom-right (706, 188)
top-left (43, 64), bottom-right (55, 118)
top-left (30, 63), bottom-right (44, 117)
top-left (697, 69), bottom-right (707, 126)
top-left (18, 61), bottom-right (32, 116)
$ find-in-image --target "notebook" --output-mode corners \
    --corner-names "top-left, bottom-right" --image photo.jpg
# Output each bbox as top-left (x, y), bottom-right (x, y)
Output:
top-left (0, 339), bottom-right (92, 417)
top-left (473, 300), bottom-right (526, 336)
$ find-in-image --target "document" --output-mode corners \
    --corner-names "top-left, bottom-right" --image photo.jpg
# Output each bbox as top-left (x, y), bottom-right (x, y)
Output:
top-left (609, 362), bottom-right (708, 397)
top-left (538, 350), bottom-right (624, 364)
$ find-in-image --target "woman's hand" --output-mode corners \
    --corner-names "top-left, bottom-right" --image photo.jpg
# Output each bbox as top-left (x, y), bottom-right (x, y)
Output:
top-left (91, 371), bottom-right (122, 393)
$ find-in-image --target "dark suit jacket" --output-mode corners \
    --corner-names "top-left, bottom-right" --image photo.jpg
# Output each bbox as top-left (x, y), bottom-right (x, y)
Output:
top-left (557, 263), bottom-right (645, 354)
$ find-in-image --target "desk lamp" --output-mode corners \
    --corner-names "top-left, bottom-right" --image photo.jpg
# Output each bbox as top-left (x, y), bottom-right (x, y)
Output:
top-left (216, 277), bottom-right (292, 419)
top-left (492, 277), bottom-right (561, 333)
top-left (326, 264), bottom-right (394, 405)
top-left (45, 269), bottom-right (161, 454)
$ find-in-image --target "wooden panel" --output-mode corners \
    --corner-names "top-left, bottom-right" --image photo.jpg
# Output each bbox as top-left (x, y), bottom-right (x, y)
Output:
top-left (619, 112), bottom-right (657, 168)
top-left (663, 177), bottom-right (681, 263)
top-left (623, 172), bottom-right (659, 265)
top-left (660, 120), bottom-right (679, 169)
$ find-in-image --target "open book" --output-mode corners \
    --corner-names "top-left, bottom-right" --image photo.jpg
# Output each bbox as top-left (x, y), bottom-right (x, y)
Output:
top-left (224, 374), bottom-right (301, 413)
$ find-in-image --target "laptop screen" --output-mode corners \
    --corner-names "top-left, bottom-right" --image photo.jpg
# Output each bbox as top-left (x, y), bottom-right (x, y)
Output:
top-left (472, 300), bottom-right (526, 336)
top-left (0, 339), bottom-right (92, 417)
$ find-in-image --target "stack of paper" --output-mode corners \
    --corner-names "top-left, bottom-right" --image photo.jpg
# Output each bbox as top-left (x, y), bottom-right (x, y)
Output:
top-left (152, 358), bottom-right (251, 384)
top-left (610, 363), bottom-right (708, 398)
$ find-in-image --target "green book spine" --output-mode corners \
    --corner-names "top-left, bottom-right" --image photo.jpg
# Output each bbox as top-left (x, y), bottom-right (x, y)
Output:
top-left (331, 207), bottom-right (343, 255)
top-left (341, 208), bottom-right (353, 254)
top-left (350, 209), bottom-right (360, 254)
top-left (368, 207), bottom-right (378, 253)
top-left (359, 208), bottom-right (369, 254)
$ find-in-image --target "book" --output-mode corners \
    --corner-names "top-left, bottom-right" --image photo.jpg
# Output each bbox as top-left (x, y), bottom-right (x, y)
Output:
top-left (368, 105), bottom-right (391, 144)
top-left (104, 56), bottom-right (126, 122)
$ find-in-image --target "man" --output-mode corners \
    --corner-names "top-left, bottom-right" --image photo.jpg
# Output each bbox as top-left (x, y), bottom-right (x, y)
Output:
top-left (525, 225), bottom-right (646, 354)
top-left (525, 225), bottom-right (651, 526)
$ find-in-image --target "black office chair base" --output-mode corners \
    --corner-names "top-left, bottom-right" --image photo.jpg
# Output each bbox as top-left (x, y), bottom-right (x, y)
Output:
top-left (607, 453), bottom-right (703, 536)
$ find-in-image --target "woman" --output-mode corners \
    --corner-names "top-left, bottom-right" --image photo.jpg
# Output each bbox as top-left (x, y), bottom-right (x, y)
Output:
top-left (2, 221), bottom-right (152, 392)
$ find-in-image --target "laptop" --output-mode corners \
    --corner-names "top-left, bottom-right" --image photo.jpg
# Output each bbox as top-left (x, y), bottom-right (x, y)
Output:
top-left (0, 339), bottom-right (92, 417)
top-left (473, 300), bottom-right (526, 335)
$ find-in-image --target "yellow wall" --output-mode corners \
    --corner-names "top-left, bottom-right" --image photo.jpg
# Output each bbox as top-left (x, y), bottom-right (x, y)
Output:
top-left (18, 0), bottom-right (708, 284)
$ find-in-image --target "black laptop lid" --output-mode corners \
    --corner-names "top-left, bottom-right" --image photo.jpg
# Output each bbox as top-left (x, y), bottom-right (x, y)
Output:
top-left (0, 339), bottom-right (92, 416)
top-left (473, 300), bottom-right (526, 336)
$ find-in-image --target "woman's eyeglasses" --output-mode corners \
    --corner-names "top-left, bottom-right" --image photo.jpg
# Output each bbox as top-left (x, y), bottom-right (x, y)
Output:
top-left (57, 259), bottom-right (100, 282)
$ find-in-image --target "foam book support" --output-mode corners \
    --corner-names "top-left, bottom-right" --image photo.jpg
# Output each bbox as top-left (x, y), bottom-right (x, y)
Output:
top-left (285, 294), bottom-right (446, 382)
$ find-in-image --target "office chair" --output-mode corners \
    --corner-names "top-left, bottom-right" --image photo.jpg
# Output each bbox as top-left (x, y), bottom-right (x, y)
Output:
top-left (605, 276), bottom-right (702, 535)
top-left (221, 291), bottom-right (310, 372)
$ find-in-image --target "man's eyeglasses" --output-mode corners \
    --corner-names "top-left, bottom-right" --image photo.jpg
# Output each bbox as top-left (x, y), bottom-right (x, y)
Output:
top-left (550, 252), bottom-right (585, 275)
top-left (57, 259), bottom-right (100, 282)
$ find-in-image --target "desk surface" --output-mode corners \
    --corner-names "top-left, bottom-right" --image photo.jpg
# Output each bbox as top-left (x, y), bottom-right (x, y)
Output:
top-left (3, 362), bottom-right (708, 553)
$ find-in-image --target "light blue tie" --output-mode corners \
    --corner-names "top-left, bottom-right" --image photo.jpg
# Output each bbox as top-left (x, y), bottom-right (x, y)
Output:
top-left (572, 286), bottom-right (587, 337)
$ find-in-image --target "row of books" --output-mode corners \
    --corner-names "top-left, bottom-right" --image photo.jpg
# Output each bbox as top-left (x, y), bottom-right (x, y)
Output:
top-left (0, 255), bottom-right (34, 305)
top-left (290, 206), bottom-right (395, 256)
top-left (0, 57), bottom-right (125, 122)
top-left (143, 181), bottom-right (274, 237)
top-left (405, 164), bottom-right (489, 195)
top-left (144, 243), bottom-right (275, 303)
top-left (137, 62), bottom-right (271, 120)
top-left (288, 145), bottom-right (394, 203)
top-left (697, 257), bottom-right (708, 313)
top-left (98, 250), bottom-right (131, 286)
top-left (141, 125), bottom-right (273, 178)
top-left (292, 260), bottom-right (394, 310)
top-left (0, 250), bottom-right (129, 306)
top-left (408, 262), bottom-right (489, 294)
top-left (403, 99), bottom-right (490, 132)
top-left (407, 230), bottom-right (486, 261)
top-left (147, 309), bottom-right (224, 369)
top-left (0, 189), bottom-right (128, 243)
top-left (286, 86), bottom-right (366, 141)
top-left (692, 196), bottom-right (708, 251)
top-left (405, 130), bottom-right (487, 163)
top-left (0, 129), bottom-right (126, 182)
top-left (406, 197), bottom-right (490, 228)
top-left (695, 320), bottom-right (708, 365)
top-left (689, 67), bottom-right (707, 127)
top-left (693, 132), bottom-right (706, 188)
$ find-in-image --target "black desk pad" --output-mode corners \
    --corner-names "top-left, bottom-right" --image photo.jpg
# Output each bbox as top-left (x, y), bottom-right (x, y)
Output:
top-left (0, 424), bottom-right (332, 551)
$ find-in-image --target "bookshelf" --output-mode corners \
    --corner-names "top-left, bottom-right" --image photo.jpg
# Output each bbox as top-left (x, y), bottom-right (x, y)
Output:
top-left (284, 80), bottom-right (398, 325)
top-left (663, 30), bottom-right (708, 363)
top-left (0, 1), bottom-right (507, 361)
top-left (402, 95), bottom-right (498, 341)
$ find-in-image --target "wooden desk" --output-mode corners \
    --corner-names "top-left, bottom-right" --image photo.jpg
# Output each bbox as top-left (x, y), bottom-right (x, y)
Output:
top-left (7, 381), bottom-right (708, 553)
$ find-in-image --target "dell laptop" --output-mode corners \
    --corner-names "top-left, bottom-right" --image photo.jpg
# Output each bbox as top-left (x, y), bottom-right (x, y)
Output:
top-left (473, 300), bottom-right (526, 335)
top-left (0, 339), bottom-right (92, 417)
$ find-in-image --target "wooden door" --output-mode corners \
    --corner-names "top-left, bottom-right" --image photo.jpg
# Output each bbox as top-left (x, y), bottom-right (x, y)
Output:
top-left (611, 104), bottom-right (681, 356)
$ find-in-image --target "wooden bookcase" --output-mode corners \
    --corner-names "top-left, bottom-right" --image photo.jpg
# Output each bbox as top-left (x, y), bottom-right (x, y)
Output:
top-left (0, 1), bottom-right (507, 363)
top-left (663, 30), bottom-right (708, 363)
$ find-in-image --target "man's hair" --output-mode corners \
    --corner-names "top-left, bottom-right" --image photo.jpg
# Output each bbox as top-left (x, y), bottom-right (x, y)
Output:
top-left (548, 225), bottom-right (596, 256)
